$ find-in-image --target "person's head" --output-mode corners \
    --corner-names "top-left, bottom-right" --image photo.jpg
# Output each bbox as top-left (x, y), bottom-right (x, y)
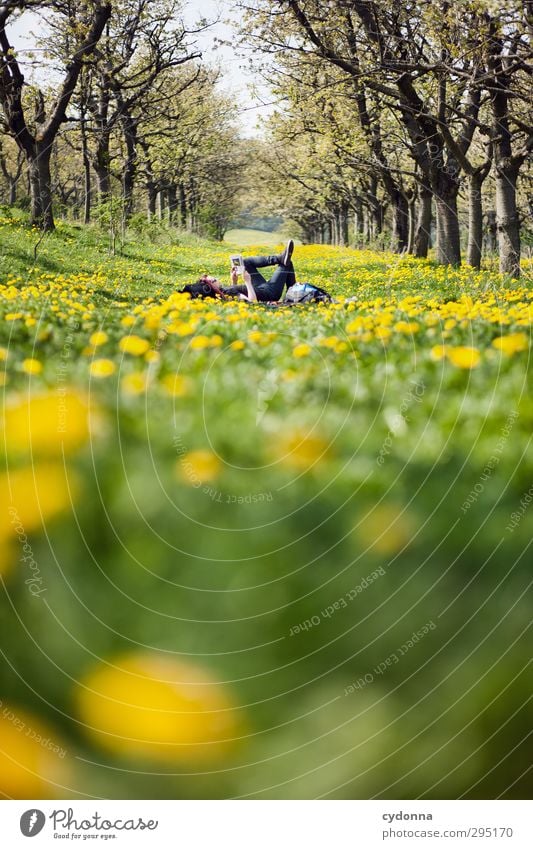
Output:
top-left (180, 274), bottom-right (224, 300)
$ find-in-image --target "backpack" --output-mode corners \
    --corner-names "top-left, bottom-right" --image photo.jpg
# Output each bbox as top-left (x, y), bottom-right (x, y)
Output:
top-left (283, 282), bottom-right (332, 304)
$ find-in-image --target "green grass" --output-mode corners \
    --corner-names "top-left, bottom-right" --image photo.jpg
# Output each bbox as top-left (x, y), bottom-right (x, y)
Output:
top-left (0, 214), bottom-right (532, 801)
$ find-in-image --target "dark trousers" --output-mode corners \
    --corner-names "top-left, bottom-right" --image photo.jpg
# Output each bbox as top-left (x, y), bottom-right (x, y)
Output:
top-left (222, 254), bottom-right (296, 302)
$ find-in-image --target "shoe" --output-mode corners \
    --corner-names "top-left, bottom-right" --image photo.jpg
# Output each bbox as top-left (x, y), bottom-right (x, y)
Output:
top-left (281, 239), bottom-right (294, 266)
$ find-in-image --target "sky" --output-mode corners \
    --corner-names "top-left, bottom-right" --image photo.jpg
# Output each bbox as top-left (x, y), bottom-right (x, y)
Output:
top-left (6, 0), bottom-right (274, 137)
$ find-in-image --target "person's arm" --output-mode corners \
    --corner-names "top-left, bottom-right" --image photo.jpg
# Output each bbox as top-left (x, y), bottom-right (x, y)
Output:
top-left (242, 268), bottom-right (257, 302)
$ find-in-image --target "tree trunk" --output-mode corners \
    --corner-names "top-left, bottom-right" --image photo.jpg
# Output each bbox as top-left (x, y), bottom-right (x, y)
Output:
top-left (8, 179), bottom-right (16, 206)
top-left (81, 130), bottom-right (91, 225)
top-left (486, 15), bottom-right (522, 278)
top-left (390, 191), bottom-right (409, 253)
top-left (435, 192), bottom-right (461, 266)
top-left (156, 190), bottom-right (163, 221)
top-left (364, 208), bottom-right (372, 242)
top-left (94, 135), bottom-right (111, 199)
top-left (177, 183), bottom-right (187, 229)
top-left (335, 203), bottom-right (349, 246)
top-left (413, 187), bottom-right (432, 258)
top-left (122, 118), bottom-right (138, 222)
top-left (147, 183), bottom-right (157, 221)
top-left (28, 146), bottom-right (54, 231)
top-left (485, 210), bottom-right (497, 254)
top-left (331, 214), bottom-right (338, 246)
top-left (167, 183), bottom-right (178, 225)
top-left (494, 162), bottom-right (520, 277)
top-left (407, 190), bottom-right (417, 255)
top-left (466, 172), bottom-right (484, 269)
top-left (353, 197), bottom-right (364, 245)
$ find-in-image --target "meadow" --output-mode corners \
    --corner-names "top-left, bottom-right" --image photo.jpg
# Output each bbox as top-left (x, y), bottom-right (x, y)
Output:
top-left (0, 212), bottom-right (532, 800)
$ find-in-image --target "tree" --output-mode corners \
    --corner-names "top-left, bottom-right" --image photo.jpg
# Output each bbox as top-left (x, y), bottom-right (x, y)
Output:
top-left (0, 133), bottom-right (23, 204)
top-left (483, 4), bottom-right (533, 276)
top-left (0, 0), bottom-right (111, 230)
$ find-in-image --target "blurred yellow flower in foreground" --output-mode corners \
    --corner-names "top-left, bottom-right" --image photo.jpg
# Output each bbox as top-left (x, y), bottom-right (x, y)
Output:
top-left (491, 332), bottom-right (529, 355)
top-left (446, 346), bottom-right (481, 369)
top-left (21, 358), bottom-right (43, 375)
top-left (394, 321), bottom-right (420, 334)
top-left (430, 345), bottom-right (447, 361)
top-left (76, 654), bottom-right (242, 764)
top-left (0, 464), bottom-right (77, 539)
top-left (161, 373), bottom-right (191, 397)
top-left (190, 335), bottom-right (210, 351)
top-left (177, 450), bottom-right (222, 485)
top-left (89, 331), bottom-right (108, 347)
top-left (2, 390), bottom-right (91, 457)
top-left (0, 704), bottom-right (70, 798)
top-left (356, 504), bottom-right (416, 555)
top-left (293, 343), bottom-right (312, 358)
top-left (121, 372), bottom-right (148, 396)
top-left (119, 335), bottom-right (151, 356)
top-left (89, 358), bottom-right (116, 378)
top-left (275, 429), bottom-right (330, 471)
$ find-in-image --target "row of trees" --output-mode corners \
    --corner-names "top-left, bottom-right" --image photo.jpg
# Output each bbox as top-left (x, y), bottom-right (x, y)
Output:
top-left (240, 0), bottom-right (533, 275)
top-left (0, 0), bottom-right (244, 238)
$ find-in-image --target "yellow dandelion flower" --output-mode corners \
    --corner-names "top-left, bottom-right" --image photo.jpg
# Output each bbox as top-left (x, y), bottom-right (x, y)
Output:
top-left (447, 346), bottom-right (481, 369)
top-left (394, 321), bottom-right (420, 333)
top-left (89, 331), bottom-right (108, 347)
top-left (119, 335), bottom-right (150, 356)
top-left (293, 343), bottom-right (312, 358)
top-left (0, 704), bottom-right (70, 798)
top-left (276, 430), bottom-right (329, 471)
top-left (356, 504), bottom-right (416, 555)
top-left (90, 359), bottom-right (116, 378)
top-left (121, 372), bottom-right (148, 396)
top-left (491, 333), bottom-right (529, 355)
top-left (374, 327), bottom-right (392, 342)
top-left (190, 335), bottom-right (211, 351)
top-left (161, 374), bottom-right (191, 397)
top-left (2, 390), bottom-right (91, 457)
top-left (75, 654), bottom-right (242, 764)
top-left (177, 449), bottom-right (221, 485)
top-left (430, 345), bottom-right (447, 361)
top-left (0, 463), bottom-right (78, 539)
top-left (230, 340), bottom-right (245, 351)
top-left (167, 321), bottom-right (196, 337)
top-left (281, 369), bottom-right (297, 381)
top-left (21, 359), bottom-right (42, 375)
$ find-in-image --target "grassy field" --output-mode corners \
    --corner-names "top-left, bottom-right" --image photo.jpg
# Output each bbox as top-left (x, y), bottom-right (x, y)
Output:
top-left (223, 227), bottom-right (295, 246)
top-left (0, 213), bottom-right (532, 800)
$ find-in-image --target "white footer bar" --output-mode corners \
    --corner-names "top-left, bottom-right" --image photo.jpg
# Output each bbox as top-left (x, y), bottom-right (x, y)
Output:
top-left (1, 800), bottom-right (531, 848)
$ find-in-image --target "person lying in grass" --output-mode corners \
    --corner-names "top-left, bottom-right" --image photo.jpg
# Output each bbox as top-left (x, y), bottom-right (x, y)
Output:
top-left (184, 240), bottom-right (295, 303)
